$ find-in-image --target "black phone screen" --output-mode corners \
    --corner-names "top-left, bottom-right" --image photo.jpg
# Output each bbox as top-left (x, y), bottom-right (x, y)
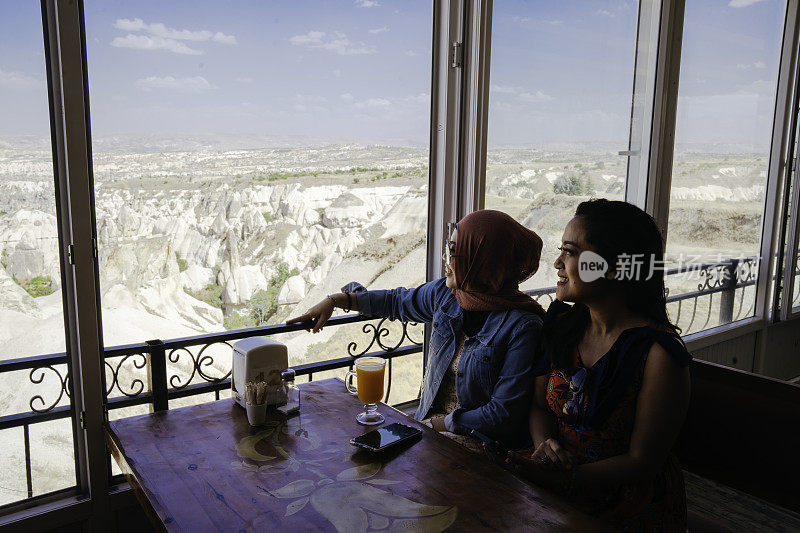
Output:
top-left (351, 422), bottom-right (421, 451)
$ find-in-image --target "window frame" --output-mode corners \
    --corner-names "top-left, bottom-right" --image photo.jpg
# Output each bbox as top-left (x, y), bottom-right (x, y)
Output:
top-left (8, 0), bottom-right (800, 527)
top-left (3, 0), bottom-right (459, 526)
top-left (778, 14), bottom-right (800, 321)
top-left (41, 0), bottom-right (112, 527)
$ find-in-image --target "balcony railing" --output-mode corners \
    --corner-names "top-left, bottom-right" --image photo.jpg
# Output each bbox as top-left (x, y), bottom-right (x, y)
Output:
top-left (0, 254), bottom-right (782, 508)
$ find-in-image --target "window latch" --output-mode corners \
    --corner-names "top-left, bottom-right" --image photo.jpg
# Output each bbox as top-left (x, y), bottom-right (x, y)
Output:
top-left (67, 244), bottom-right (74, 265)
top-left (451, 42), bottom-right (462, 68)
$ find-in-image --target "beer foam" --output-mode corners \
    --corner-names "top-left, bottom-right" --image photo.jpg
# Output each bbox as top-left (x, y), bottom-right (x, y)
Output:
top-left (357, 362), bottom-right (384, 372)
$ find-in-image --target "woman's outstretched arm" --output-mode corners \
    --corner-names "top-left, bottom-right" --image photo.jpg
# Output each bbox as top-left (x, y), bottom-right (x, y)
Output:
top-left (287, 278), bottom-right (443, 333)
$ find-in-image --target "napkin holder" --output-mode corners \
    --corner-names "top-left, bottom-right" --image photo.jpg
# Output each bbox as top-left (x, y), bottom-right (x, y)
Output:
top-left (232, 337), bottom-right (288, 408)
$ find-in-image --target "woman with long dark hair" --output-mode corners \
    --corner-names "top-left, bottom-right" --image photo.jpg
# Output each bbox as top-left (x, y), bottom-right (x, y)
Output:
top-left (508, 199), bottom-right (691, 530)
top-left (289, 210), bottom-right (547, 451)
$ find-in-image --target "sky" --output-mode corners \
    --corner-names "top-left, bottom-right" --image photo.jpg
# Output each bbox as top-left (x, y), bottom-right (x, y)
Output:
top-left (0, 0), bottom-right (787, 150)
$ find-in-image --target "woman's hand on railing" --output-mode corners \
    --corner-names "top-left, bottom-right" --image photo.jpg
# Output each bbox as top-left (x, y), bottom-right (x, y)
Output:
top-left (287, 297), bottom-right (336, 333)
top-left (288, 292), bottom-right (360, 333)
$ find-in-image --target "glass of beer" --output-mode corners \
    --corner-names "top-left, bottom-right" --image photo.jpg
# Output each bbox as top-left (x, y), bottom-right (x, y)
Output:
top-left (345, 356), bottom-right (386, 425)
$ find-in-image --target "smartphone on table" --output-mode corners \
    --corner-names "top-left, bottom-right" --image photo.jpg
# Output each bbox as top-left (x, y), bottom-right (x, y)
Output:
top-left (350, 422), bottom-right (422, 452)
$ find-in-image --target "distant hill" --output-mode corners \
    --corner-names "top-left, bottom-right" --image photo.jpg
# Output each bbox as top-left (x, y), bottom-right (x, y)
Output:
top-left (0, 133), bottom-right (428, 154)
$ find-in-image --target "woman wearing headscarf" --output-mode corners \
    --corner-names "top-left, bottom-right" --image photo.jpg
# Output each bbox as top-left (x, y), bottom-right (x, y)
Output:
top-left (288, 210), bottom-right (547, 451)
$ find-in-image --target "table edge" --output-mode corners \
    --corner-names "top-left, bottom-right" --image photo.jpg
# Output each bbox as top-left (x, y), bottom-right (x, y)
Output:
top-left (104, 422), bottom-right (171, 533)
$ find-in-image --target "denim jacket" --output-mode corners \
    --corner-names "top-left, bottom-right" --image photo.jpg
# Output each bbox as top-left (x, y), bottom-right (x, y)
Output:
top-left (344, 277), bottom-right (545, 448)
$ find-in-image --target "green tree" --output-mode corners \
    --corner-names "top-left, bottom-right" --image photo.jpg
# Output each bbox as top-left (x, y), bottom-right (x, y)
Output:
top-left (175, 252), bottom-right (188, 272)
top-left (581, 175), bottom-right (596, 195)
top-left (554, 174), bottom-right (583, 196)
top-left (246, 263), bottom-right (300, 326)
top-left (248, 289), bottom-right (276, 325)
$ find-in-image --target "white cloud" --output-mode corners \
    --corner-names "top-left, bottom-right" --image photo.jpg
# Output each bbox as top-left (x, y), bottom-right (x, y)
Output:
top-left (404, 50), bottom-right (417, 57)
top-left (403, 92), bottom-right (430, 104)
top-left (596, 9), bottom-right (615, 17)
top-left (294, 94), bottom-right (327, 103)
top-left (518, 90), bottom-right (554, 102)
top-left (110, 18), bottom-right (235, 55)
top-left (511, 16), bottom-right (562, 26)
top-left (735, 79), bottom-right (774, 95)
top-left (729, 0), bottom-right (767, 6)
top-left (345, 93), bottom-right (428, 112)
top-left (111, 34), bottom-right (203, 55)
top-left (289, 31), bottom-right (325, 45)
top-left (289, 31), bottom-right (376, 55)
top-left (135, 76), bottom-right (217, 92)
top-left (354, 98), bottom-right (391, 109)
top-left (737, 61), bottom-right (767, 70)
top-left (235, 77), bottom-right (253, 83)
top-left (0, 68), bottom-right (40, 88)
top-left (491, 84), bottom-right (521, 94)
top-left (113, 18), bottom-right (236, 44)
top-left (355, 0), bottom-right (380, 7)
top-left (211, 32), bottom-right (237, 45)
top-left (369, 26), bottom-right (389, 34)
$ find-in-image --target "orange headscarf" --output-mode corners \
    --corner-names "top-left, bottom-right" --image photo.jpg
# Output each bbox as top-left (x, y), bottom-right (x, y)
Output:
top-left (451, 210), bottom-right (545, 317)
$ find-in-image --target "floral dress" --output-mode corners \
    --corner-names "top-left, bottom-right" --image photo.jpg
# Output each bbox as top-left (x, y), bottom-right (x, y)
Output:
top-left (542, 302), bottom-right (692, 531)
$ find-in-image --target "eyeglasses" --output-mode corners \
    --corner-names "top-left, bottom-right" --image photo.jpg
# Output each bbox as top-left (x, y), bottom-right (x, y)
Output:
top-left (443, 221), bottom-right (457, 265)
top-left (443, 239), bottom-right (456, 264)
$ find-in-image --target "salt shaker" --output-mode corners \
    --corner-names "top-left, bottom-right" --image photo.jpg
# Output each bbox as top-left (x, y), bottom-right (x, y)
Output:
top-left (281, 368), bottom-right (300, 413)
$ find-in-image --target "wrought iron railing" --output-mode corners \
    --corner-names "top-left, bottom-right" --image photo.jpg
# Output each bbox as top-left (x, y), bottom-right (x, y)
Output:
top-left (0, 255), bottom-right (764, 507)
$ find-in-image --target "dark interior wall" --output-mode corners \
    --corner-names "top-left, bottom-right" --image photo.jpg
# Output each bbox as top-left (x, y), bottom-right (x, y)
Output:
top-left (675, 359), bottom-right (800, 513)
top-left (761, 319), bottom-right (800, 380)
top-left (115, 504), bottom-right (155, 533)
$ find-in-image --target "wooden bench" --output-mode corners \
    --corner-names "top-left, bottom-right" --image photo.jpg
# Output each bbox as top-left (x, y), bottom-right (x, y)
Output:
top-left (675, 359), bottom-right (800, 527)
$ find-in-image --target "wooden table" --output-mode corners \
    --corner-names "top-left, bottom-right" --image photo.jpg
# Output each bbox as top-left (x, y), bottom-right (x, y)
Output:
top-left (105, 378), bottom-right (603, 532)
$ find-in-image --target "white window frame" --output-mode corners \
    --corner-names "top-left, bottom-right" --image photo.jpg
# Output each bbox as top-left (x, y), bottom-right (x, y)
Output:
top-left (778, 10), bottom-right (800, 321)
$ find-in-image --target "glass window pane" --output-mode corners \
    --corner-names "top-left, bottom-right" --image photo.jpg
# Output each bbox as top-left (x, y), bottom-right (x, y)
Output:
top-left (0, 3), bottom-right (76, 505)
top-left (485, 1), bottom-right (639, 295)
top-left (793, 250), bottom-right (800, 311)
top-left (665, 1), bottom-right (785, 334)
top-left (84, 1), bottom-right (431, 411)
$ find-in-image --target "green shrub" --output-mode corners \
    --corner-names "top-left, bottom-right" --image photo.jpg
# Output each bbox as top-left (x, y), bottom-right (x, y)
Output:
top-left (22, 276), bottom-right (55, 298)
top-left (309, 254), bottom-right (323, 269)
top-left (553, 175), bottom-right (581, 195)
top-left (248, 289), bottom-right (277, 325)
top-left (175, 252), bottom-right (188, 272)
top-left (582, 175), bottom-right (596, 195)
top-left (246, 262), bottom-right (300, 326)
top-left (224, 312), bottom-right (256, 330)
top-left (186, 283), bottom-right (223, 308)
top-left (263, 212), bottom-right (274, 223)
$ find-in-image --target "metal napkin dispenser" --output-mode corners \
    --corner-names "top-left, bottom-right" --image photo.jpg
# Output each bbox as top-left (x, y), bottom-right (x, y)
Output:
top-left (231, 337), bottom-right (288, 407)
